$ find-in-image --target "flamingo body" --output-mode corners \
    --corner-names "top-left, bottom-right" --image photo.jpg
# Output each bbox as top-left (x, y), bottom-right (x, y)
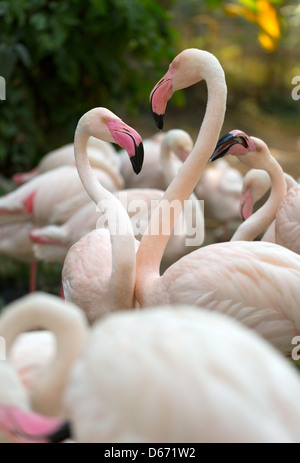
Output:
top-left (64, 305), bottom-right (300, 443)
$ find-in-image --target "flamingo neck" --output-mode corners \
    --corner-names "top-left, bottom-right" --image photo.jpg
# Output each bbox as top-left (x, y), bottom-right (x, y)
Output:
top-left (135, 72), bottom-right (227, 305)
top-left (0, 294), bottom-right (88, 417)
top-left (231, 155), bottom-right (287, 241)
top-left (74, 125), bottom-right (136, 311)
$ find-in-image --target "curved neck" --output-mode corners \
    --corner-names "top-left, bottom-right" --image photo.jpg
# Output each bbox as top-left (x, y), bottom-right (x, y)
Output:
top-left (136, 72), bottom-right (227, 304)
top-left (160, 140), bottom-right (180, 186)
top-left (74, 126), bottom-right (136, 310)
top-left (0, 293), bottom-right (88, 417)
top-left (231, 155), bottom-right (287, 241)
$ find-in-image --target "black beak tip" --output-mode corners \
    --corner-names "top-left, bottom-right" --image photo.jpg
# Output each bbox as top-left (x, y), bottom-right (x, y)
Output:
top-left (152, 112), bottom-right (164, 131)
top-left (209, 151), bottom-right (222, 162)
top-left (130, 142), bottom-right (144, 175)
top-left (209, 132), bottom-right (238, 163)
top-left (48, 422), bottom-right (72, 443)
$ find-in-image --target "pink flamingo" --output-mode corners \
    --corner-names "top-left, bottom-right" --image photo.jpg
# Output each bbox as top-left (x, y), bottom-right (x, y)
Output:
top-left (0, 164), bottom-right (119, 293)
top-left (0, 363), bottom-right (66, 443)
top-left (239, 168), bottom-right (272, 222)
top-left (195, 158), bottom-right (243, 240)
top-left (274, 182), bottom-right (300, 253)
top-left (135, 48), bottom-right (300, 356)
top-left (210, 130), bottom-right (287, 241)
top-left (241, 167), bottom-right (300, 253)
top-left (62, 107), bottom-right (144, 323)
top-left (63, 305), bottom-right (300, 443)
top-left (0, 164), bottom-right (120, 227)
top-left (4, 299), bottom-right (300, 442)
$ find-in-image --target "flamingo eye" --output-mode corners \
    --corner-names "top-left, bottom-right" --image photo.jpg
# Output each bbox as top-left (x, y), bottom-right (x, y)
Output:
top-left (102, 117), bottom-right (108, 123)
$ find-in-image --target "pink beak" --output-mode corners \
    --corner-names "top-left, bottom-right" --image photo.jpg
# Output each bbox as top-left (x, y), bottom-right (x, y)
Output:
top-left (0, 404), bottom-right (70, 443)
top-left (106, 119), bottom-right (144, 175)
top-left (150, 67), bottom-right (175, 130)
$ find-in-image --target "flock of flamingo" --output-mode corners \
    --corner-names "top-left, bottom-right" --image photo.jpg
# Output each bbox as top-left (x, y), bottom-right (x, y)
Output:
top-left (1, 48), bottom-right (300, 443)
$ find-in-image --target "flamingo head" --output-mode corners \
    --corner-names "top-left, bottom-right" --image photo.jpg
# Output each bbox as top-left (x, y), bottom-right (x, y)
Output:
top-left (166, 129), bottom-right (194, 162)
top-left (150, 49), bottom-right (219, 130)
top-left (210, 129), bottom-right (273, 172)
top-left (81, 108), bottom-right (144, 175)
top-left (239, 169), bottom-right (271, 221)
top-left (209, 130), bottom-right (258, 163)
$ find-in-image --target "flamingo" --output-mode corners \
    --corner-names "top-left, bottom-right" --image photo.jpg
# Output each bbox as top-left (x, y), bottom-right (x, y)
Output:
top-left (194, 158), bottom-right (243, 240)
top-left (4, 300), bottom-right (300, 442)
top-left (210, 130), bottom-right (287, 241)
top-left (0, 292), bottom-right (88, 419)
top-left (63, 305), bottom-right (300, 443)
top-left (62, 107), bottom-right (144, 323)
top-left (0, 164), bottom-right (120, 227)
top-left (238, 166), bottom-right (300, 253)
top-left (274, 183), bottom-right (300, 253)
top-left (13, 137), bottom-right (123, 189)
top-left (134, 48), bottom-right (300, 356)
top-left (239, 168), bottom-right (272, 222)
top-left (0, 362), bottom-right (66, 443)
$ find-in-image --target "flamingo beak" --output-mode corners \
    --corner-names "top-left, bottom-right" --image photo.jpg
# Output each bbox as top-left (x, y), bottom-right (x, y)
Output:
top-left (130, 141), bottom-right (144, 175)
top-left (0, 404), bottom-right (71, 443)
top-left (106, 120), bottom-right (144, 175)
top-left (209, 132), bottom-right (249, 162)
top-left (150, 72), bottom-right (174, 130)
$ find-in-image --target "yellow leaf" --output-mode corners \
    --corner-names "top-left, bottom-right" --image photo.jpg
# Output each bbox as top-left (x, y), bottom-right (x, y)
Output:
top-left (257, 0), bottom-right (280, 39)
top-left (258, 30), bottom-right (278, 52)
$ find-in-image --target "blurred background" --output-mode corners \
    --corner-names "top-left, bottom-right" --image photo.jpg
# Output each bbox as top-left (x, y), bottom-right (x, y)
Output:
top-left (0, 0), bottom-right (300, 307)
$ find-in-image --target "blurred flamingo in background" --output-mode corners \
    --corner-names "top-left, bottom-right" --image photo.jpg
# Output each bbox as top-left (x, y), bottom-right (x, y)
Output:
top-left (64, 305), bottom-right (300, 443)
top-left (0, 361), bottom-right (66, 443)
top-left (13, 137), bottom-right (122, 188)
top-left (135, 48), bottom-right (300, 356)
top-left (238, 168), bottom-right (271, 222)
top-left (0, 164), bottom-right (120, 227)
top-left (238, 164), bottom-right (300, 253)
top-left (195, 158), bottom-right (243, 240)
top-left (274, 182), bottom-right (300, 253)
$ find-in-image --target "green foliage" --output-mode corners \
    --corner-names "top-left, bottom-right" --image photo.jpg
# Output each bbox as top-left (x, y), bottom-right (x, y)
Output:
top-left (0, 0), bottom-right (177, 176)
